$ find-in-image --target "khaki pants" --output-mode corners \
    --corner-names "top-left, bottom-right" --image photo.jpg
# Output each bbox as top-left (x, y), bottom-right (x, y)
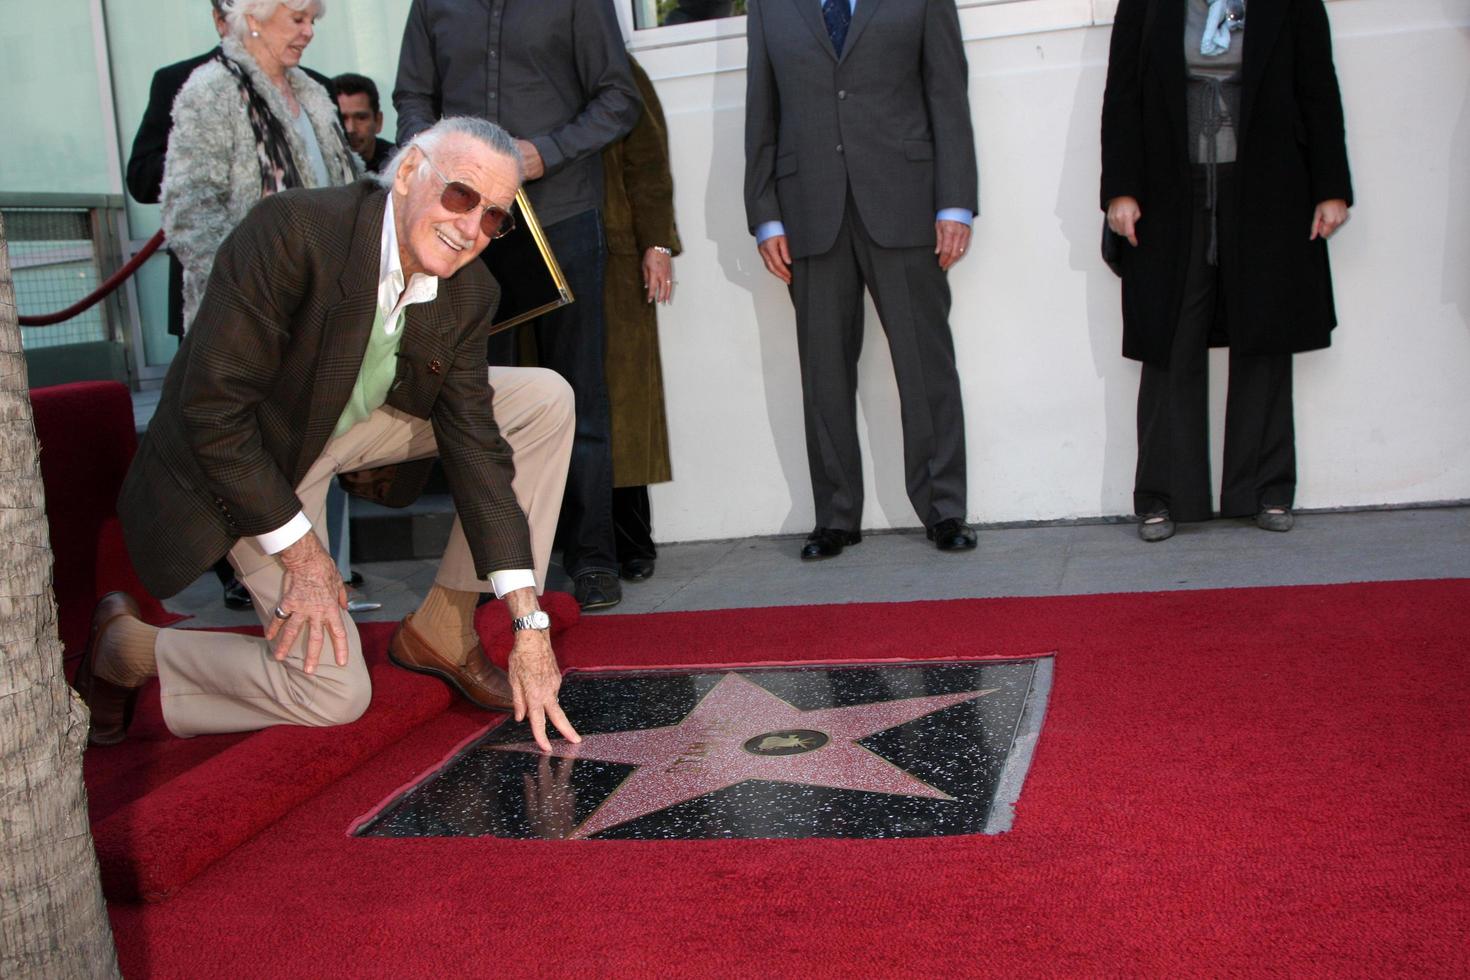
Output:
top-left (155, 366), bottom-right (574, 736)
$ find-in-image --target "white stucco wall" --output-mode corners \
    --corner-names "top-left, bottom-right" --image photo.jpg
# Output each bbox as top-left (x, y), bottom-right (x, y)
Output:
top-left (8, 0), bottom-right (1461, 540)
top-left (630, 0), bottom-right (1470, 541)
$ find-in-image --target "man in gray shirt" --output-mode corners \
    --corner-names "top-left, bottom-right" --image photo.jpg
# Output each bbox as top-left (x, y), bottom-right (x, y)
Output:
top-left (395, 0), bottom-right (642, 610)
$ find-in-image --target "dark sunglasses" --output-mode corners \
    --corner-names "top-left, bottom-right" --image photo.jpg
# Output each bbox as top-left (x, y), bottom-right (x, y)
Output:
top-left (416, 146), bottom-right (517, 240)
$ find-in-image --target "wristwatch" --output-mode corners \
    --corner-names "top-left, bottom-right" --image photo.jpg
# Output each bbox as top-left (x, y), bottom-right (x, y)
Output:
top-left (650, 245), bottom-right (672, 256)
top-left (512, 609), bottom-right (550, 632)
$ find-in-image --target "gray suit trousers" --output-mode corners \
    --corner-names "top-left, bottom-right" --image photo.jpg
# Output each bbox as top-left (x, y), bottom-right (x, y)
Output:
top-left (789, 200), bottom-right (968, 531)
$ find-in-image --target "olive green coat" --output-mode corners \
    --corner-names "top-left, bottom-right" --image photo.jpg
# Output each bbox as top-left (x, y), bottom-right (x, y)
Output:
top-left (602, 59), bottom-right (681, 488)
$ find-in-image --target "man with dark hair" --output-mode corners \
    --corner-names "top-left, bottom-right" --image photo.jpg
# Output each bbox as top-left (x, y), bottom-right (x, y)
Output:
top-left (334, 72), bottom-right (396, 174)
top-left (395, 0), bottom-right (642, 612)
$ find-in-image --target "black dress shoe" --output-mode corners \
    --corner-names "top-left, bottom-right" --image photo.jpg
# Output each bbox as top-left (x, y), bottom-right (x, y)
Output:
top-left (800, 527), bottom-right (862, 561)
top-left (222, 577), bottom-right (253, 610)
top-left (620, 557), bottom-right (655, 581)
top-left (926, 518), bottom-right (977, 552)
top-left (574, 571), bottom-right (623, 611)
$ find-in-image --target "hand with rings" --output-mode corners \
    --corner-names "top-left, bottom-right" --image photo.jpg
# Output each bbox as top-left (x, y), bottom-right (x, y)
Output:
top-left (265, 532), bottom-right (350, 675)
top-left (642, 246), bottom-right (675, 305)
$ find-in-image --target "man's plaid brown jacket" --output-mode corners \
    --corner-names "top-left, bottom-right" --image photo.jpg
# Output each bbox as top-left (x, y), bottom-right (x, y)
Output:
top-left (120, 180), bottom-right (530, 599)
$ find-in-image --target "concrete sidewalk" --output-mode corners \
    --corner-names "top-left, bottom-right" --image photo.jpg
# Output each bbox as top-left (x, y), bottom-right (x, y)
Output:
top-left (164, 505), bottom-right (1470, 628)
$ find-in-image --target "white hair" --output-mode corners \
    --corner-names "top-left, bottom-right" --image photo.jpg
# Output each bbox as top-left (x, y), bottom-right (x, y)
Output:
top-left (375, 116), bottom-right (525, 190)
top-left (221, 0), bottom-right (326, 39)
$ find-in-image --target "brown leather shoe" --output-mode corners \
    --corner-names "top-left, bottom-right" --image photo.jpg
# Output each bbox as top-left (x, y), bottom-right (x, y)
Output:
top-left (387, 613), bottom-right (513, 711)
top-left (74, 591), bottom-right (146, 746)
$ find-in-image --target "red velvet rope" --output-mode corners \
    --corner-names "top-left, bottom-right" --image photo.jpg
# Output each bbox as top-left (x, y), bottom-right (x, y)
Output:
top-left (17, 229), bottom-right (166, 327)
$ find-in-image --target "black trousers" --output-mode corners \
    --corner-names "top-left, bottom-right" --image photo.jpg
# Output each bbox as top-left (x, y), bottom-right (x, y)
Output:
top-left (612, 485), bottom-right (656, 563)
top-left (788, 197), bottom-right (969, 531)
top-left (487, 209), bottom-right (617, 578)
top-left (1134, 167), bottom-right (1295, 522)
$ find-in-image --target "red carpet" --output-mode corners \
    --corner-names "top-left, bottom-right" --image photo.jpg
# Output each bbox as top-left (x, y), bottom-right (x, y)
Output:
top-left (84, 593), bottom-right (580, 902)
top-left (101, 581), bottom-right (1470, 977)
top-left (31, 381), bottom-right (185, 659)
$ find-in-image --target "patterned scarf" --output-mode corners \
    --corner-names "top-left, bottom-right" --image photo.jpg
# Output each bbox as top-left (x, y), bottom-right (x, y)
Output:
top-left (214, 48), bottom-right (303, 196)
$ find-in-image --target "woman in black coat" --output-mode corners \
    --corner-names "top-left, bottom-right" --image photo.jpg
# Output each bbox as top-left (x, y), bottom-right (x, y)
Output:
top-left (1101, 0), bottom-right (1353, 541)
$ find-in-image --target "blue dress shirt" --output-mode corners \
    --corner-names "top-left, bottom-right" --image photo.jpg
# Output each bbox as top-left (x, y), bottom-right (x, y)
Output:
top-left (755, 0), bottom-right (974, 246)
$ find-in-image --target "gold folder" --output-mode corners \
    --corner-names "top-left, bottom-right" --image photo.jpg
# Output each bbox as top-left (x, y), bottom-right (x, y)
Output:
top-left (485, 188), bottom-right (575, 334)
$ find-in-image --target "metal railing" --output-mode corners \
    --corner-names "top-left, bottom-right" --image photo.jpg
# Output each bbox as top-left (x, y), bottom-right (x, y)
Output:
top-left (1, 193), bottom-right (136, 388)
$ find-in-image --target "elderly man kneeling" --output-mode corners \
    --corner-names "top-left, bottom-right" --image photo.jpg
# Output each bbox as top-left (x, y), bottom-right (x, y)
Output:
top-left (76, 117), bottom-right (581, 753)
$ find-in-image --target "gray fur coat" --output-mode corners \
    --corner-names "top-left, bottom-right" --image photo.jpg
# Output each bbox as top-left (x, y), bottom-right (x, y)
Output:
top-left (161, 36), bottom-right (357, 331)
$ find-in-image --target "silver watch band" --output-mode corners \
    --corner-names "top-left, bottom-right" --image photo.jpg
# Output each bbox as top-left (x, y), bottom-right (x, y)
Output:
top-left (512, 610), bottom-right (550, 632)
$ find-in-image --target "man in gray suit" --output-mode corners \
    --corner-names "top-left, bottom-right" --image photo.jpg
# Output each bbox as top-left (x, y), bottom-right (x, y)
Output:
top-left (744, 0), bottom-right (980, 559)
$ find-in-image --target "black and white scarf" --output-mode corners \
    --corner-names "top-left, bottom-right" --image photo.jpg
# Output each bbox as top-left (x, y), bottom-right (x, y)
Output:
top-left (214, 48), bottom-right (305, 196)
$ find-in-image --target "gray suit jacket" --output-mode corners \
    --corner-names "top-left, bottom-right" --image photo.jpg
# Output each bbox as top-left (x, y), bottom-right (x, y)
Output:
top-left (744, 0), bottom-right (979, 259)
top-left (120, 181), bottom-right (530, 599)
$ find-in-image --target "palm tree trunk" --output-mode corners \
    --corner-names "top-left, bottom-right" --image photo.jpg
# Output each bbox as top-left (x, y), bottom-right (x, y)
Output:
top-left (0, 214), bottom-right (120, 977)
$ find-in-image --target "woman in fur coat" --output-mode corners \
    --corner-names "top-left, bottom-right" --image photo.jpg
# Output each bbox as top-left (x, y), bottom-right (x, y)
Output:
top-left (162, 0), bottom-right (356, 332)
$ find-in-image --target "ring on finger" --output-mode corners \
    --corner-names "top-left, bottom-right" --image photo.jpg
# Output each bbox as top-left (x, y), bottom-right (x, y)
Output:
top-left (273, 605), bottom-right (291, 620)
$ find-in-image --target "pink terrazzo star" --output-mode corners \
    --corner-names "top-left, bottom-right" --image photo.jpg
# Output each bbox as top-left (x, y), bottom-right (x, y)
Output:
top-left (492, 672), bottom-right (998, 839)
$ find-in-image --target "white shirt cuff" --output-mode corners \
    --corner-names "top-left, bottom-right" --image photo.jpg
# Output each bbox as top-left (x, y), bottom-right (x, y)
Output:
top-left (489, 569), bottom-right (536, 599)
top-left (255, 511), bottom-right (313, 555)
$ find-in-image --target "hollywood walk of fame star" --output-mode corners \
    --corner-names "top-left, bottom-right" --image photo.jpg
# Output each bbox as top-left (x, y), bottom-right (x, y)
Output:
top-left (491, 672), bottom-right (998, 839)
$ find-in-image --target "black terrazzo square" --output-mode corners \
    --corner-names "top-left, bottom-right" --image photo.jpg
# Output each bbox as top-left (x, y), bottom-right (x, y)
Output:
top-left (354, 658), bottom-right (1052, 840)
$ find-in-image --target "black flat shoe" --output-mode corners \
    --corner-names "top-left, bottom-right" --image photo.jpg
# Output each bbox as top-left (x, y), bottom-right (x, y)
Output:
top-left (620, 557), bottom-right (655, 581)
top-left (1255, 507), bottom-right (1294, 532)
top-left (1138, 511), bottom-right (1175, 542)
top-left (222, 577), bottom-right (253, 610)
top-left (800, 527), bottom-right (861, 561)
top-left (574, 571), bottom-right (623, 611)
top-left (926, 518), bottom-right (977, 552)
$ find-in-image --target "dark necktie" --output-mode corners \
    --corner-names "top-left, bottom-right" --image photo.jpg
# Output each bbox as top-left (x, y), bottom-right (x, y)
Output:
top-left (822, 0), bottom-right (852, 56)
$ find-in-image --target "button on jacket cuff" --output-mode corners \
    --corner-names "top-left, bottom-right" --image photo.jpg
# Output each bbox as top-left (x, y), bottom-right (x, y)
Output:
top-left (256, 511), bottom-right (312, 555)
top-left (755, 220), bottom-right (786, 244)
